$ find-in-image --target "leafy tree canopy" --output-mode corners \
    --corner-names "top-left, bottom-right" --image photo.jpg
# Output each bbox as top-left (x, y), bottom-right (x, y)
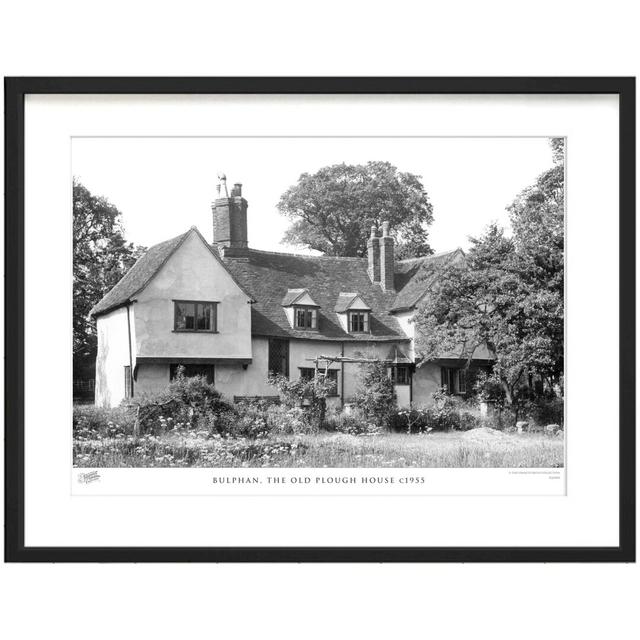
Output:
top-left (413, 139), bottom-right (564, 404)
top-left (73, 180), bottom-right (145, 379)
top-left (277, 161), bottom-right (434, 258)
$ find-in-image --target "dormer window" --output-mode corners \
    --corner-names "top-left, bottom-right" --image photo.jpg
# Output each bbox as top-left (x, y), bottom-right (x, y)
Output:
top-left (281, 288), bottom-right (321, 331)
top-left (335, 293), bottom-right (372, 334)
top-left (294, 306), bottom-right (318, 330)
top-left (349, 310), bottom-right (369, 333)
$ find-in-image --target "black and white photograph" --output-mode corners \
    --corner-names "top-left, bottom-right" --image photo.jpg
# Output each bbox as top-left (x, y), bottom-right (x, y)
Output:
top-left (6, 77), bottom-right (632, 565)
top-left (2, 3), bottom-right (638, 637)
top-left (73, 136), bottom-right (565, 471)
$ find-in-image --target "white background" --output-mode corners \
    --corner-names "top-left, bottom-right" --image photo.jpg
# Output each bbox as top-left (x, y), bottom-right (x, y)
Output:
top-left (25, 94), bottom-right (608, 545)
top-left (71, 136), bottom-right (554, 253)
top-left (1, 2), bottom-right (638, 640)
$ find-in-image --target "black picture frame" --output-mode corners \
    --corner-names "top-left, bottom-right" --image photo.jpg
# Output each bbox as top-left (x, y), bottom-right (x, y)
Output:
top-left (4, 77), bottom-right (635, 563)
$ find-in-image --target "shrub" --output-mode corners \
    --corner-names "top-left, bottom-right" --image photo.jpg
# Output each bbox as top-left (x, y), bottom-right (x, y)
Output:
top-left (459, 411), bottom-right (481, 431)
top-left (353, 361), bottom-right (396, 429)
top-left (427, 388), bottom-right (464, 431)
top-left (323, 406), bottom-right (381, 435)
top-left (73, 404), bottom-right (136, 439)
top-left (163, 369), bottom-right (230, 412)
top-left (136, 368), bottom-right (233, 433)
top-left (389, 392), bottom-right (483, 433)
top-left (389, 407), bottom-right (432, 434)
top-left (267, 373), bottom-right (335, 430)
top-left (266, 405), bottom-right (312, 435)
top-left (524, 395), bottom-right (564, 427)
top-left (472, 370), bottom-right (506, 407)
top-left (223, 401), bottom-right (322, 438)
top-left (225, 400), bottom-right (270, 438)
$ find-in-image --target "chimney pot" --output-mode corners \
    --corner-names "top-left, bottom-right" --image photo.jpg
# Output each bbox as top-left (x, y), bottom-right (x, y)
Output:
top-left (367, 230), bottom-right (381, 284)
top-left (217, 173), bottom-right (229, 197)
top-left (212, 178), bottom-right (248, 256)
top-left (379, 222), bottom-right (395, 292)
top-left (370, 225), bottom-right (377, 239)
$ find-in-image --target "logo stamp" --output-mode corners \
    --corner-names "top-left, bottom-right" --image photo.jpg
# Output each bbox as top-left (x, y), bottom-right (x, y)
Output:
top-left (78, 470), bottom-right (101, 484)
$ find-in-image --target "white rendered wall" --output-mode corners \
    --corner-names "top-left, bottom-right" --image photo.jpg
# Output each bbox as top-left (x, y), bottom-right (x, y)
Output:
top-left (134, 231), bottom-right (252, 360)
top-left (94, 306), bottom-right (131, 408)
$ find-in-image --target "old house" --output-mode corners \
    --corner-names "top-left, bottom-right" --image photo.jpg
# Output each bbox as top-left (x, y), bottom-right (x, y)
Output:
top-left (91, 177), bottom-right (491, 408)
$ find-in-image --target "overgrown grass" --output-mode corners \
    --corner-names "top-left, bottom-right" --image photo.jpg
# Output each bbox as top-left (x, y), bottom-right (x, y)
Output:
top-left (74, 431), bottom-right (564, 469)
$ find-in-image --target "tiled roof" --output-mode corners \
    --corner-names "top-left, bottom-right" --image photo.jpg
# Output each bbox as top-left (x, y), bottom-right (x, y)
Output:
top-left (90, 231), bottom-right (190, 317)
top-left (90, 227), bottom-right (254, 317)
top-left (334, 293), bottom-right (371, 313)
top-left (391, 249), bottom-right (464, 312)
top-left (225, 249), bottom-right (408, 342)
top-left (281, 288), bottom-right (319, 307)
top-left (386, 345), bottom-right (412, 364)
top-left (91, 225), bottom-right (463, 343)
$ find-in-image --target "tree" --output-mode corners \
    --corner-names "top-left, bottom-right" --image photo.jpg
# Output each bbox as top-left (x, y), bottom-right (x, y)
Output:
top-left (354, 359), bottom-right (396, 428)
top-left (277, 161), bottom-right (434, 258)
top-left (414, 224), bottom-right (530, 405)
top-left (73, 180), bottom-right (145, 383)
top-left (507, 138), bottom-right (564, 385)
top-left (413, 139), bottom-right (564, 407)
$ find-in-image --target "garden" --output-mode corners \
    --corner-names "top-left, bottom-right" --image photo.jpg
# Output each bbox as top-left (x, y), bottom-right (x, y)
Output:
top-left (73, 365), bottom-right (564, 469)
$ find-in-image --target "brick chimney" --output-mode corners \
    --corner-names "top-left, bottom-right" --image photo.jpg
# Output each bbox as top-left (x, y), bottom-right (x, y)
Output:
top-left (367, 225), bottom-right (381, 284)
top-left (212, 175), bottom-right (248, 258)
top-left (379, 221), bottom-right (395, 292)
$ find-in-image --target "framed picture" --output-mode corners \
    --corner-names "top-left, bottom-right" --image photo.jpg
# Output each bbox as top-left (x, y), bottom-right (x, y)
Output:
top-left (4, 77), bottom-right (635, 562)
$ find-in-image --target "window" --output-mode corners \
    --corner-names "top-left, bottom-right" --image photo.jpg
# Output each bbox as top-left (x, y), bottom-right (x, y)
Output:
top-left (348, 311), bottom-right (370, 333)
top-left (391, 365), bottom-right (411, 385)
top-left (294, 306), bottom-right (318, 330)
top-left (323, 369), bottom-right (339, 396)
top-left (299, 367), bottom-right (315, 381)
top-left (441, 367), bottom-right (466, 394)
top-left (174, 301), bottom-right (217, 332)
top-left (458, 370), bottom-right (467, 394)
top-left (299, 367), bottom-right (338, 396)
top-left (169, 364), bottom-right (215, 384)
top-left (268, 338), bottom-right (290, 377)
top-left (124, 365), bottom-right (133, 399)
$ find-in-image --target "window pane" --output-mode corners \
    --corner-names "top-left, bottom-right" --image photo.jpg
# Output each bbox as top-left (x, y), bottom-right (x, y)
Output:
top-left (269, 339), bottom-right (290, 377)
top-left (449, 369), bottom-right (457, 393)
top-left (393, 366), bottom-right (409, 385)
top-left (170, 363), bottom-right (214, 384)
top-left (294, 308), bottom-right (317, 329)
top-left (197, 303), bottom-right (211, 331)
top-left (458, 370), bottom-right (466, 393)
top-left (326, 369), bottom-right (338, 395)
top-left (175, 302), bottom-right (196, 330)
top-left (350, 312), bottom-right (368, 332)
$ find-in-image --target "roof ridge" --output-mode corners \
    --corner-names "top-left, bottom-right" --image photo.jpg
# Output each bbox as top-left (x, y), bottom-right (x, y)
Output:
top-left (91, 227), bottom-right (257, 317)
top-left (397, 248), bottom-right (462, 264)
top-left (244, 247), bottom-right (366, 261)
top-left (391, 247), bottom-right (465, 312)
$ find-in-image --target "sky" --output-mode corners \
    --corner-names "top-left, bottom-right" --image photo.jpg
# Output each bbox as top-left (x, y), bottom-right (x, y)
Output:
top-left (72, 137), bottom-right (554, 254)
